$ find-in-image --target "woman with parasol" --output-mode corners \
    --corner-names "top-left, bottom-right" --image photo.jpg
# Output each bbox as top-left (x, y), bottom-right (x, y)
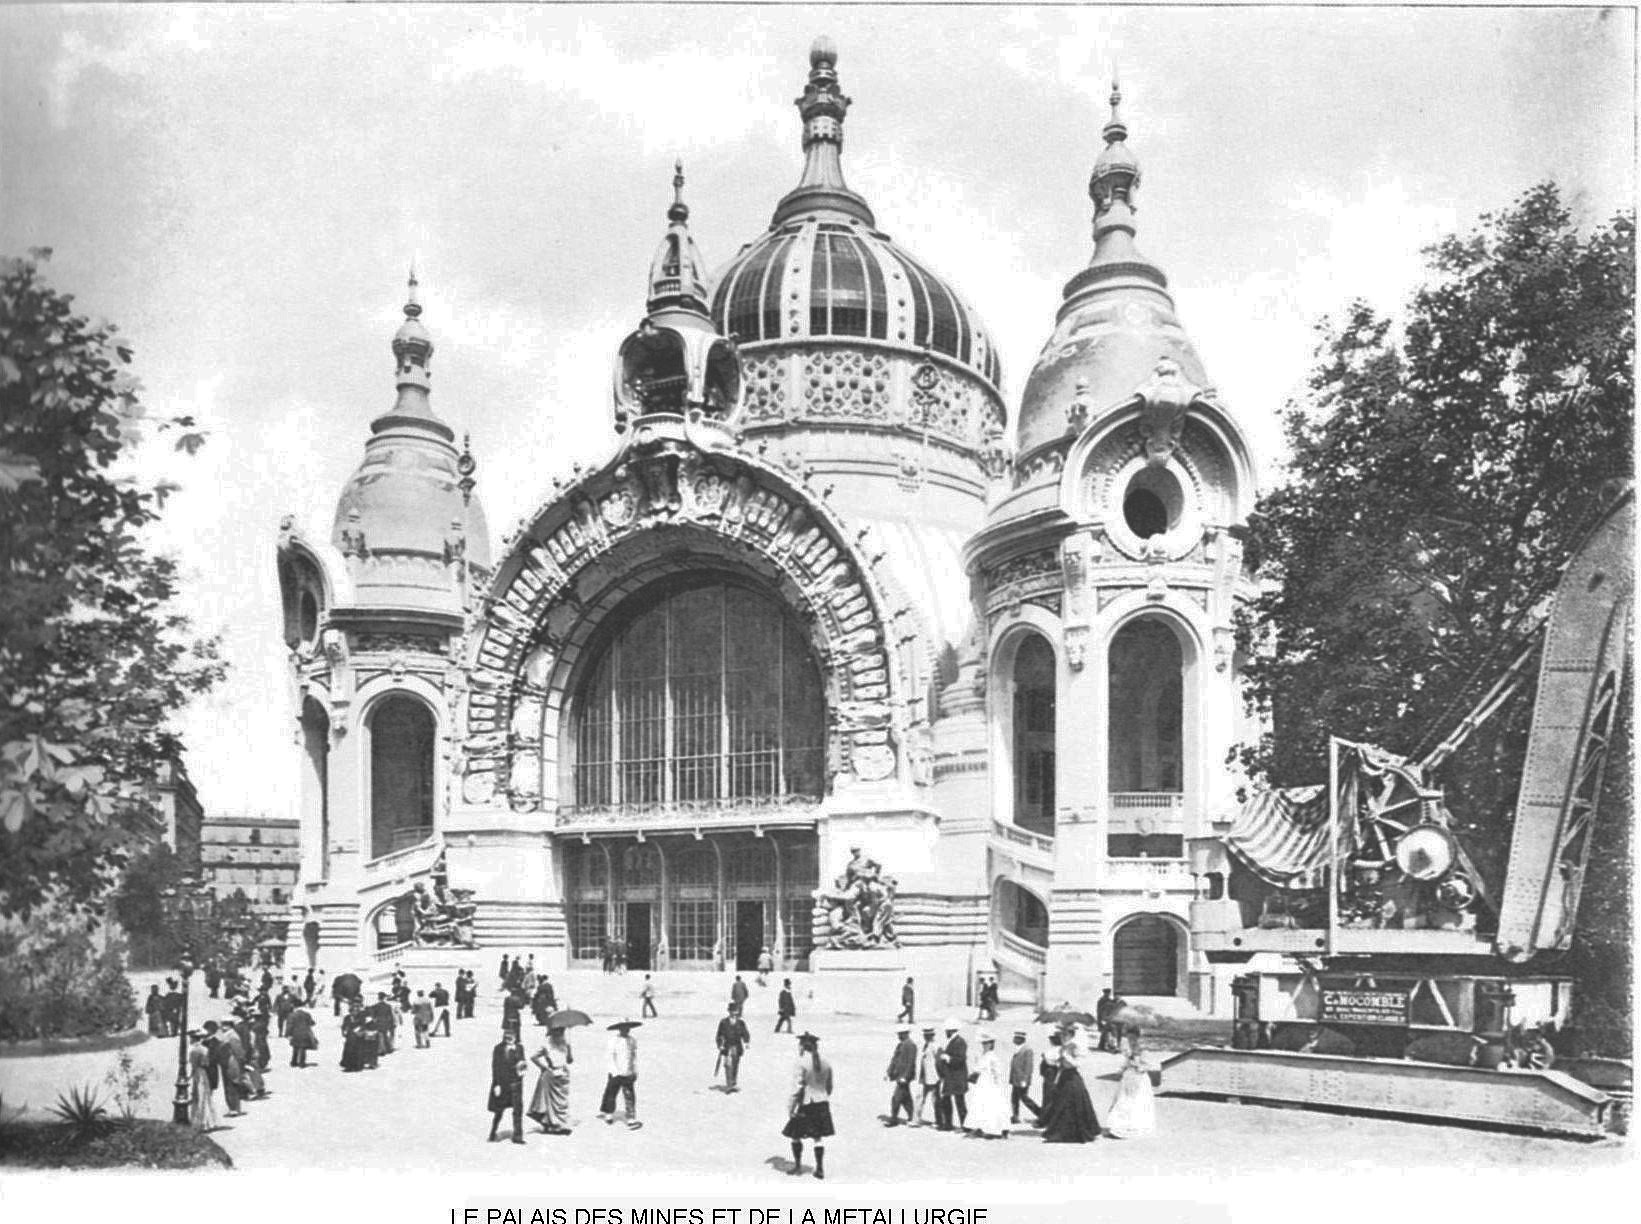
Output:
top-left (529, 1010), bottom-right (588, 1134)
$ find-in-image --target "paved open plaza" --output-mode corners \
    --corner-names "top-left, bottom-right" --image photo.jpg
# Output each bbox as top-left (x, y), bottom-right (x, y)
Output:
top-left (0, 970), bottom-right (1626, 1181)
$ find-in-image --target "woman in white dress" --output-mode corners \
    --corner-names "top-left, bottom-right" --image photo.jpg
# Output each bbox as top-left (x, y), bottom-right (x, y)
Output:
top-left (1104, 1024), bottom-right (1156, 1138)
top-left (966, 1031), bottom-right (1011, 1138)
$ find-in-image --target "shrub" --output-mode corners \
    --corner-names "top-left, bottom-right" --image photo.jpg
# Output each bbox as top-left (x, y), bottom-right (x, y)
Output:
top-left (47, 1085), bottom-right (111, 1140)
top-left (102, 1049), bottom-right (155, 1120)
top-left (0, 907), bottom-right (139, 1040)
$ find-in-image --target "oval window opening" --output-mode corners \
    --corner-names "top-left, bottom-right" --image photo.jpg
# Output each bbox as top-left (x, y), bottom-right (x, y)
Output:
top-left (1124, 489), bottom-right (1169, 538)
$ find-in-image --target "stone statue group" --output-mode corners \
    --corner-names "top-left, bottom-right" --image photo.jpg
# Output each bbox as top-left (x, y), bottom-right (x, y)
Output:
top-left (817, 845), bottom-right (899, 950)
top-left (410, 851), bottom-right (479, 947)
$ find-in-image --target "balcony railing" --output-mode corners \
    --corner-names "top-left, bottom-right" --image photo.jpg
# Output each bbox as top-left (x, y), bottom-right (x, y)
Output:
top-left (1109, 792), bottom-right (1185, 813)
top-left (992, 819), bottom-right (1055, 858)
top-left (1104, 857), bottom-right (1195, 889)
top-left (557, 794), bottom-right (822, 832)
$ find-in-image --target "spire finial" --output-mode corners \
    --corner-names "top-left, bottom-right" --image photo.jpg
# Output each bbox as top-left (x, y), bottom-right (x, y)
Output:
top-left (669, 158), bottom-right (689, 224)
top-left (404, 263), bottom-right (422, 319)
top-left (1104, 69), bottom-right (1127, 146)
top-left (771, 35), bottom-right (875, 226)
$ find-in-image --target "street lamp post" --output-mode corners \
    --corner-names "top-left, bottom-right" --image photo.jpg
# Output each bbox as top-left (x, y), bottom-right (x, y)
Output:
top-left (171, 950), bottom-right (195, 1125)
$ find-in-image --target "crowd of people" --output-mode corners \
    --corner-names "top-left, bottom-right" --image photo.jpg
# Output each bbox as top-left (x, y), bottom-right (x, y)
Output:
top-left (173, 947), bottom-right (1154, 1174)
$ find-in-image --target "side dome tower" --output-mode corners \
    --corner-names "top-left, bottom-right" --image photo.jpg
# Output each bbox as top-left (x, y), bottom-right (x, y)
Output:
top-left (331, 273), bottom-right (492, 615)
top-left (613, 163), bottom-right (742, 433)
top-left (709, 39), bottom-right (1009, 517)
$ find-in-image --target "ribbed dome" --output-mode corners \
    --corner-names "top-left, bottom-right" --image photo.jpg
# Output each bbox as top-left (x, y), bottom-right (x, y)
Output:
top-left (711, 215), bottom-right (1002, 392)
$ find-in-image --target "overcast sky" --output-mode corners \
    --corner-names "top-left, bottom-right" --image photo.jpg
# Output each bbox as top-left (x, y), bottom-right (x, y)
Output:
top-left (1, 4), bottom-right (1632, 820)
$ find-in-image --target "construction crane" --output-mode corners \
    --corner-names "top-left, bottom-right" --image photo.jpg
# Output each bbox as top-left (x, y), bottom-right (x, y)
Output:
top-left (1171, 487), bottom-right (1633, 1138)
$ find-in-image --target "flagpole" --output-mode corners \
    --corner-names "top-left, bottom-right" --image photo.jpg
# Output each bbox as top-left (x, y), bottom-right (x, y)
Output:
top-left (1326, 737), bottom-right (1339, 956)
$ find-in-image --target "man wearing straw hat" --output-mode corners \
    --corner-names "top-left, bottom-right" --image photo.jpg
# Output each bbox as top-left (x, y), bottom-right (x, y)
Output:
top-left (599, 1018), bottom-right (643, 1129)
top-left (883, 1023), bottom-right (917, 1125)
top-left (782, 1031), bottom-right (834, 1179)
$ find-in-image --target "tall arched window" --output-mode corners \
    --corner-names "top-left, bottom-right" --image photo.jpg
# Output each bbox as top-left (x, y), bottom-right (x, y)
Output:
top-left (1012, 634), bottom-right (1056, 836)
top-left (370, 696), bottom-right (435, 859)
top-left (1107, 620), bottom-right (1183, 793)
top-left (300, 697), bottom-right (330, 878)
top-left (572, 579), bottom-right (825, 808)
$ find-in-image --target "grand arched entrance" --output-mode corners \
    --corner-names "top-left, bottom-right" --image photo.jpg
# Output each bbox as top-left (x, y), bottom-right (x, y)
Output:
top-left (1111, 913), bottom-right (1181, 996)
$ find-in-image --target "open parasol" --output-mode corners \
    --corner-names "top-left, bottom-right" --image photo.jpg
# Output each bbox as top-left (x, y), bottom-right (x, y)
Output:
top-left (545, 1008), bottom-right (591, 1030)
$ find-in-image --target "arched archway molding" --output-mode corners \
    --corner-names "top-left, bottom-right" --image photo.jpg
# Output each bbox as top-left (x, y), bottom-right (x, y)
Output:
top-left (462, 437), bottom-right (920, 813)
top-left (1106, 908), bottom-right (1191, 998)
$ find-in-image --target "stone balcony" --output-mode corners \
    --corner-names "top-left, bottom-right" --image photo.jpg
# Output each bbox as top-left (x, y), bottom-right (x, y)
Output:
top-left (1103, 856), bottom-right (1195, 891)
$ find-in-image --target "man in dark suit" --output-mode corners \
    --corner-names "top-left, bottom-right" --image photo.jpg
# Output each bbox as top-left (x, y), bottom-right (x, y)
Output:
top-left (935, 1018), bottom-right (969, 1131)
top-left (775, 979), bottom-right (796, 1033)
top-left (716, 1003), bottom-right (751, 1091)
top-left (897, 977), bottom-right (915, 1024)
top-left (371, 992), bottom-right (397, 1055)
top-left (1008, 1030), bottom-right (1040, 1124)
top-left (883, 1024), bottom-right (917, 1125)
top-left (431, 981), bottom-right (453, 1036)
top-left (730, 974), bottom-right (750, 1013)
top-left (488, 1031), bottom-right (527, 1143)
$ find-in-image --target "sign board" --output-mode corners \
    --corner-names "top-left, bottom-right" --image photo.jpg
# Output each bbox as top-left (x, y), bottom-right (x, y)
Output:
top-left (1318, 984), bottom-right (1410, 1026)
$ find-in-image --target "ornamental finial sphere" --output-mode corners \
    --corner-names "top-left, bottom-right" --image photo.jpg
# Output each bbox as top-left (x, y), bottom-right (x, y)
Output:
top-left (810, 36), bottom-right (837, 69)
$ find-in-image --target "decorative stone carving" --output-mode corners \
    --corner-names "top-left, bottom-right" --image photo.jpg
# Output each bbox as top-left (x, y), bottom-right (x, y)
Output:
top-left (443, 518), bottom-right (466, 568)
top-left (851, 743), bottom-right (896, 782)
top-left (1066, 377), bottom-right (1092, 435)
top-left (801, 350), bottom-right (891, 421)
top-left (816, 845), bottom-right (899, 949)
top-left (354, 631), bottom-right (445, 655)
top-left (895, 450), bottom-right (923, 492)
top-left (1135, 357), bottom-right (1198, 466)
top-left (338, 507), bottom-right (368, 559)
top-left (522, 641), bottom-right (557, 690)
top-left (1064, 624), bottom-right (1089, 672)
top-left (462, 769), bottom-right (497, 805)
top-left (321, 628), bottom-right (352, 736)
top-left (741, 353), bottom-right (788, 423)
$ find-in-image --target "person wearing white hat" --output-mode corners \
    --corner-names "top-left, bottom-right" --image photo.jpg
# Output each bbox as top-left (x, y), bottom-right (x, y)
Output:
top-left (883, 1024), bottom-right (917, 1125)
top-left (967, 1030), bottom-right (1011, 1138)
top-left (935, 1018), bottom-right (969, 1131)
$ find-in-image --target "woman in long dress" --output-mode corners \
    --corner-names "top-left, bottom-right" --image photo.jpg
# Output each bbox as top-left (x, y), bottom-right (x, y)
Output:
top-left (1104, 1025), bottom-right (1157, 1138)
top-left (528, 1029), bottom-right (574, 1134)
top-left (965, 1032), bottom-right (1011, 1138)
top-left (188, 1031), bottom-right (219, 1131)
top-left (340, 1003), bottom-right (366, 1072)
top-left (1039, 1025), bottom-right (1101, 1143)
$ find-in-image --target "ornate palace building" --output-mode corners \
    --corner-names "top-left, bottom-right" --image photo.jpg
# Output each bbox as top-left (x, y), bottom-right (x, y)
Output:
top-left (276, 42), bottom-right (1258, 1013)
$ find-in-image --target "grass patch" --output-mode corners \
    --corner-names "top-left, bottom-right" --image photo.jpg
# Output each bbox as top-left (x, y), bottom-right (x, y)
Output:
top-left (0, 1119), bottom-right (233, 1170)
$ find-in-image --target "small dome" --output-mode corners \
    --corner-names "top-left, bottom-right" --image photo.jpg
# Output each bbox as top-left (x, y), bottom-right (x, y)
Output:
top-left (331, 281), bottom-right (492, 614)
top-left (710, 216), bottom-right (1002, 392)
top-left (1015, 80), bottom-right (1208, 460)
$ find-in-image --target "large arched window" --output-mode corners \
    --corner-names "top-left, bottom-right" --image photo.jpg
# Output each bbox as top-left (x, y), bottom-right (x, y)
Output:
top-left (572, 579), bottom-right (825, 808)
top-left (1012, 634), bottom-right (1056, 836)
top-left (1107, 620), bottom-right (1183, 793)
top-left (370, 696), bottom-right (436, 859)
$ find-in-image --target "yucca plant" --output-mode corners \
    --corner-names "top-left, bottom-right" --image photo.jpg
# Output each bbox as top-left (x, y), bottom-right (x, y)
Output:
top-left (48, 1084), bottom-right (111, 1140)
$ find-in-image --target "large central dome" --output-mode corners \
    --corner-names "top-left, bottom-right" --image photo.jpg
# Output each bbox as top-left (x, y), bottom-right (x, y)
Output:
top-left (709, 39), bottom-right (1002, 398)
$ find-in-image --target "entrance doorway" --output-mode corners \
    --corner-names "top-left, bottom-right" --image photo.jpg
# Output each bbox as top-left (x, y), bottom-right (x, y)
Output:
top-left (1113, 914), bottom-right (1179, 995)
top-left (625, 903), bottom-right (652, 970)
top-left (735, 901), bottom-right (765, 970)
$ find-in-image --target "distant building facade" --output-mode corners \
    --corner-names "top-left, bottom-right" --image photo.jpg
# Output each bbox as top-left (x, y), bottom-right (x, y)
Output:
top-left (155, 758), bottom-right (204, 873)
top-left (200, 814), bottom-right (302, 919)
top-left (276, 44), bottom-right (1258, 1011)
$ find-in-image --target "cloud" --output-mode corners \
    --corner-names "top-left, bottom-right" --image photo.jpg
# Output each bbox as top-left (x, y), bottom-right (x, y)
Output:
top-left (45, 10), bottom-right (208, 129)
top-left (436, 24), bottom-right (788, 157)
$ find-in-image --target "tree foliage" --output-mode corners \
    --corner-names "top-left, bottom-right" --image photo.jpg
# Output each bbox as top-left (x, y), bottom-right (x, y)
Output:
top-left (1237, 184), bottom-right (1634, 1050)
top-left (0, 252), bottom-right (223, 920)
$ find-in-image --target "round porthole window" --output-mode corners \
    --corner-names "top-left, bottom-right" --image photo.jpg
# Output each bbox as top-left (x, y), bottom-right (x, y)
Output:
top-left (1122, 467), bottom-right (1185, 539)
